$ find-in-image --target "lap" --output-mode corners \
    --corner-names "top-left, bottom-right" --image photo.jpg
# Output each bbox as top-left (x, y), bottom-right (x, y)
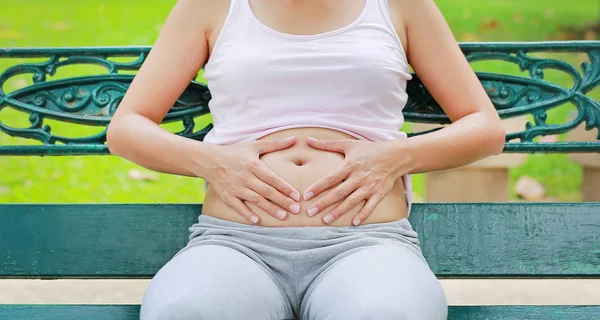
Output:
top-left (300, 244), bottom-right (448, 320)
top-left (140, 244), bottom-right (294, 320)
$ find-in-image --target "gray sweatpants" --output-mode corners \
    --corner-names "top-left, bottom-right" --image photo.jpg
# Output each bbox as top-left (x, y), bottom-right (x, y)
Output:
top-left (140, 214), bottom-right (448, 320)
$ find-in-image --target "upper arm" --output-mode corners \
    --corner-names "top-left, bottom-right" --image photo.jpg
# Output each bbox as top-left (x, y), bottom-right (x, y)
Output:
top-left (112, 0), bottom-right (222, 124)
top-left (390, 0), bottom-right (499, 123)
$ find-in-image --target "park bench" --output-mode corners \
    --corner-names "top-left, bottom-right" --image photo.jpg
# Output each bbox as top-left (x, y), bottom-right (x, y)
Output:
top-left (1, 42), bottom-right (599, 319)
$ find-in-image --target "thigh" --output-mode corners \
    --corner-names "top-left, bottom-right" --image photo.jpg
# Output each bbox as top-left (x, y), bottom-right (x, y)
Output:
top-left (140, 245), bottom-right (294, 320)
top-left (300, 244), bottom-right (448, 320)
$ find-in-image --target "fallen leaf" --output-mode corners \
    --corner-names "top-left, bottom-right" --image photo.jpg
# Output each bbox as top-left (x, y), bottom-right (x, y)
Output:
top-left (460, 33), bottom-right (481, 42)
top-left (556, 31), bottom-right (578, 41)
top-left (515, 176), bottom-right (545, 201)
top-left (513, 12), bottom-right (524, 24)
top-left (0, 28), bottom-right (23, 40)
top-left (585, 30), bottom-right (598, 40)
top-left (480, 19), bottom-right (500, 31)
top-left (128, 169), bottom-right (159, 181)
top-left (53, 22), bottom-right (71, 31)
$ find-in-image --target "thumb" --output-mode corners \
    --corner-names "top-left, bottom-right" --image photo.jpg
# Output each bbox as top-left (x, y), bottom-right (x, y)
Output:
top-left (306, 137), bottom-right (349, 154)
top-left (254, 136), bottom-right (297, 155)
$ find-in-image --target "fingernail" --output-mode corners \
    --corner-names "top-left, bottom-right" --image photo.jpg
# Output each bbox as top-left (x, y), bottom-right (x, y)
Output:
top-left (353, 217), bottom-right (361, 226)
top-left (308, 207), bottom-right (318, 217)
top-left (323, 214), bottom-right (333, 224)
top-left (277, 210), bottom-right (287, 220)
top-left (290, 191), bottom-right (300, 201)
top-left (304, 192), bottom-right (314, 201)
top-left (306, 136), bottom-right (317, 142)
top-left (289, 203), bottom-right (300, 214)
top-left (250, 216), bottom-right (259, 224)
top-left (284, 136), bottom-right (295, 141)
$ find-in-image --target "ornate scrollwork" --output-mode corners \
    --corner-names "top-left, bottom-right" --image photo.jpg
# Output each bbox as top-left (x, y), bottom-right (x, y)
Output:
top-left (0, 48), bottom-right (211, 152)
top-left (1, 43), bottom-right (600, 155)
top-left (404, 42), bottom-right (600, 151)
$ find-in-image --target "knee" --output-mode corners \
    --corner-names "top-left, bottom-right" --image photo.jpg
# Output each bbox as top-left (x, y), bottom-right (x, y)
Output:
top-left (141, 296), bottom-right (224, 320)
top-left (349, 299), bottom-right (447, 320)
top-left (153, 299), bottom-right (203, 320)
top-left (350, 301), bottom-right (411, 320)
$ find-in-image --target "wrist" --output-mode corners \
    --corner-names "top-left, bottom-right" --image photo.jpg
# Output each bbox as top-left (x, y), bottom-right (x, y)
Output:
top-left (385, 138), bottom-right (418, 178)
top-left (189, 141), bottom-right (219, 179)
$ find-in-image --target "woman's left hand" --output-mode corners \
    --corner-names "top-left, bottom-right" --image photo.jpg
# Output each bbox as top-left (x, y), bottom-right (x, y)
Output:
top-left (302, 137), bottom-right (408, 226)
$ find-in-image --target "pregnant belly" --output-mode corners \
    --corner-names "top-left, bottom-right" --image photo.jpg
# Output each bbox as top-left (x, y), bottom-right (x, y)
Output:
top-left (202, 127), bottom-right (409, 227)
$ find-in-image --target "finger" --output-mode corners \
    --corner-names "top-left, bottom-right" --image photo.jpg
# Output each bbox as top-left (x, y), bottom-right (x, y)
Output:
top-left (224, 196), bottom-right (260, 224)
top-left (303, 164), bottom-right (351, 201)
top-left (252, 162), bottom-right (300, 202)
top-left (240, 189), bottom-right (289, 221)
top-left (248, 178), bottom-right (300, 215)
top-left (352, 192), bottom-right (384, 226)
top-left (254, 136), bottom-right (297, 155)
top-left (322, 188), bottom-right (369, 225)
top-left (306, 137), bottom-right (348, 154)
top-left (306, 178), bottom-right (359, 217)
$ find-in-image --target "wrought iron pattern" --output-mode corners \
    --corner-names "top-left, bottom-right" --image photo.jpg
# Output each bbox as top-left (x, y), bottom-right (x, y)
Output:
top-left (405, 41), bottom-right (600, 153)
top-left (0, 47), bottom-right (211, 155)
top-left (1, 42), bottom-right (599, 155)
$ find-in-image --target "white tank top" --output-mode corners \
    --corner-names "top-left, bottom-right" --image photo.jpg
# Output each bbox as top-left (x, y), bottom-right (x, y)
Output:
top-left (203, 0), bottom-right (414, 214)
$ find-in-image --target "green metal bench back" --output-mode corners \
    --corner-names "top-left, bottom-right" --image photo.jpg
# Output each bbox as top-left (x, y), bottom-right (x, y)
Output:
top-left (1, 41), bottom-right (600, 156)
top-left (1, 42), bottom-right (599, 280)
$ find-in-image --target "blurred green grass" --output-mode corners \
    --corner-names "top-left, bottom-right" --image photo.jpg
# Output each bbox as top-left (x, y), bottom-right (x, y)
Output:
top-left (0, 0), bottom-right (598, 203)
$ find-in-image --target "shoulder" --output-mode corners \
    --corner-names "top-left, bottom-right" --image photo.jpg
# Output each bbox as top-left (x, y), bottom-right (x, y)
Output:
top-left (386, 0), bottom-right (452, 56)
top-left (171, 0), bottom-right (230, 16)
top-left (167, 0), bottom-right (231, 31)
top-left (387, 0), bottom-right (437, 20)
top-left (386, 0), bottom-right (424, 53)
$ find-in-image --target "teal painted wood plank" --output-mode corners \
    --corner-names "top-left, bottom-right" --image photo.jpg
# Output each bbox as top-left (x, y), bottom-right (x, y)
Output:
top-left (0, 305), bottom-right (139, 320)
top-left (0, 204), bottom-right (200, 278)
top-left (447, 306), bottom-right (600, 319)
top-left (0, 305), bottom-right (598, 320)
top-left (415, 203), bottom-right (600, 277)
top-left (0, 203), bottom-right (599, 278)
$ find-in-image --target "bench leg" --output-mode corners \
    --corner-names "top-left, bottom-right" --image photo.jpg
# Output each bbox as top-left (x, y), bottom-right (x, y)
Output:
top-left (424, 168), bottom-right (509, 202)
top-left (413, 117), bottom-right (526, 203)
top-left (583, 166), bottom-right (600, 201)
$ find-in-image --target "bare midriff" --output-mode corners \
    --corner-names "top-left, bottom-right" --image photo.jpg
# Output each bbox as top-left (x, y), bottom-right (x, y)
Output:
top-left (202, 127), bottom-right (408, 227)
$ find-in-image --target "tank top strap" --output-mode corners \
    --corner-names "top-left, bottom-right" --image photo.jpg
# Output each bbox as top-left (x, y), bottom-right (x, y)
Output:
top-left (221, 0), bottom-right (252, 28)
top-left (368, 0), bottom-right (406, 53)
top-left (208, 0), bottom-right (253, 61)
top-left (371, 0), bottom-right (393, 17)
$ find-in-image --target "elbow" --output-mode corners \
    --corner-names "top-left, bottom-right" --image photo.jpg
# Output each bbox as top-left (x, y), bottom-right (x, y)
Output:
top-left (475, 107), bottom-right (506, 156)
top-left (489, 119), bottom-right (506, 156)
top-left (106, 118), bottom-right (124, 157)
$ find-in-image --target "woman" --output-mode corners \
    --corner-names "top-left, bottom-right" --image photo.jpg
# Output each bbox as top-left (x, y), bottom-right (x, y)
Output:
top-left (107, 0), bottom-right (505, 319)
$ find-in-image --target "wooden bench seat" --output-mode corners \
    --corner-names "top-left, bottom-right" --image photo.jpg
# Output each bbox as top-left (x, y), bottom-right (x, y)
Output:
top-left (1, 203), bottom-right (599, 319)
top-left (1, 42), bottom-right (600, 319)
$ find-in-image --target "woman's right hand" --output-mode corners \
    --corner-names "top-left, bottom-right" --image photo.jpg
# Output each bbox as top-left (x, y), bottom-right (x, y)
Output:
top-left (200, 136), bottom-right (301, 224)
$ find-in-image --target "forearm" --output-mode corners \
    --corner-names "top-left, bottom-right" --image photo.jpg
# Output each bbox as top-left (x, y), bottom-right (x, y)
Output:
top-left (399, 111), bottom-right (506, 175)
top-left (106, 113), bottom-right (213, 178)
